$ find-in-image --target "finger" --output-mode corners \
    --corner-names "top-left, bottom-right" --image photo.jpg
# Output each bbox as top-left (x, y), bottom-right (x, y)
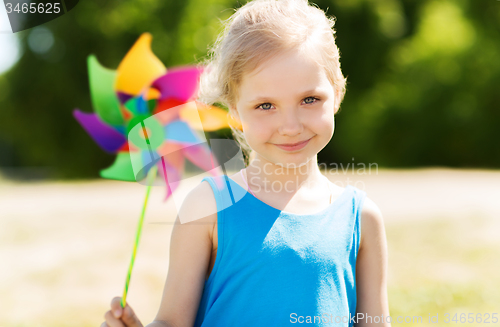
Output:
top-left (104, 310), bottom-right (125, 327)
top-left (100, 322), bottom-right (109, 327)
top-left (110, 296), bottom-right (123, 319)
top-left (121, 304), bottom-right (144, 327)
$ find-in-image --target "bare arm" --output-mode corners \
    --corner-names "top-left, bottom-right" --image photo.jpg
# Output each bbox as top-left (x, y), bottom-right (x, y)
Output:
top-left (102, 181), bottom-right (217, 327)
top-left (355, 197), bottom-right (391, 327)
top-left (145, 321), bottom-right (176, 327)
top-left (145, 322), bottom-right (173, 327)
top-left (151, 181), bottom-right (218, 327)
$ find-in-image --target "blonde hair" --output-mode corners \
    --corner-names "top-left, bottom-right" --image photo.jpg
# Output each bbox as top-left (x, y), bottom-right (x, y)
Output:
top-left (197, 0), bottom-right (346, 166)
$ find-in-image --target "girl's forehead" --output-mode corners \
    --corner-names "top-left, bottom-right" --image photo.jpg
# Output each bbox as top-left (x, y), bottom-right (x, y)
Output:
top-left (245, 47), bottom-right (324, 79)
top-left (239, 50), bottom-right (329, 92)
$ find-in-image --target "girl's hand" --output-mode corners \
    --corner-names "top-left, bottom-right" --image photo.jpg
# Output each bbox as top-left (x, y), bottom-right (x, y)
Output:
top-left (101, 296), bottom-right (144, 327)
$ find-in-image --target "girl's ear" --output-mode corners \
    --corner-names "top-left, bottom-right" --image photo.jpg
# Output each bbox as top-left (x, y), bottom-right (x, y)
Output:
top-left (228, 104), bottom-right (244, 131)
top-left (229, 105), bottom-right (241, 121)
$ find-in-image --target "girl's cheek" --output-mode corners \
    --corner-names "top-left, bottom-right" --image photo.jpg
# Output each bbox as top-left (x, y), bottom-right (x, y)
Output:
top-left (318, 107), bottom-right (335, 125)
top-left (250, 120), bottom-right (270, 138)
top-left (245, 120), bottom-right (272, 144)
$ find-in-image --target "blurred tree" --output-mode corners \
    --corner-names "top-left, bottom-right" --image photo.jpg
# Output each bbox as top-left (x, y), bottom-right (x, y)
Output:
top-left (318, 0), bottom-right (500, 169)
top-left (0, 0), bottom-right (233, 178)
top-left (0, 0), bottom-right (498, 179)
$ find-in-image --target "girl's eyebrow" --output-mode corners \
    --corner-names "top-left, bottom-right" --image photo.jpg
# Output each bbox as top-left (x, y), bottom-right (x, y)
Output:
top-left (247, 88), bottom-right (327, 104)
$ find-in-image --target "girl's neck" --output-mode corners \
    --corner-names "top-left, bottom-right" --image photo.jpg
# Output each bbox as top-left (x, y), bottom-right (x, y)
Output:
top-left (246, 154), bottom-right (325, 194)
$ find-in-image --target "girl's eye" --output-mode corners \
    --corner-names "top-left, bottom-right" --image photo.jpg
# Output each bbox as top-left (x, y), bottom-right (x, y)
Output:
top-left (255, 97), bottom-right (319, 110)
top-left (256, 103), bottom-right (274, 111)
top-left (303, 96), bottom-right (319, 104)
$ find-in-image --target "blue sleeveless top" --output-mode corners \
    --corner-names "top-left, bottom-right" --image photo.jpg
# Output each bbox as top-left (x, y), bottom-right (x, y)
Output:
top-left (193, 175), bottom-right (367, 327)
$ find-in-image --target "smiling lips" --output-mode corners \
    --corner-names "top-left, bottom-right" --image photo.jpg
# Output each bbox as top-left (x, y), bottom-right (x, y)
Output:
top-left (274, 136), bottom-right (313, 151)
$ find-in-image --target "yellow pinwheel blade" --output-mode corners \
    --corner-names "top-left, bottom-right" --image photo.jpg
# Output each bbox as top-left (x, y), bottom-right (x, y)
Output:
top-left (115, 33), bottom-right (166, 96)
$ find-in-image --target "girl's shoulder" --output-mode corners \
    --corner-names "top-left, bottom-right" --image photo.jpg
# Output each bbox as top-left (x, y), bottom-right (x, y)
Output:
top-left (326, 182), bottom-right (380, 250)
top-left (178, 171), bottom-right (245, 224)
top-left (177, 178), bottom-right (219, 225)
top-left (359, 195), bottom-right (385, 251)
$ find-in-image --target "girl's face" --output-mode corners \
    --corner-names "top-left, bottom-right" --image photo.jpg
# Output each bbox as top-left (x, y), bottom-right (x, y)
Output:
top-left (230, 49), bottom-right (336, 168)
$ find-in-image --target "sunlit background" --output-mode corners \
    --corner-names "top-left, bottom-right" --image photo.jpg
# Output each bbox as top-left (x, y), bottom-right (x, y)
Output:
top-left (0, 0), bottom-right (499, 326)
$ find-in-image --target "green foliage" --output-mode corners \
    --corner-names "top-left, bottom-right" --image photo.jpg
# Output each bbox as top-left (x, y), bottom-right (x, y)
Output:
top-left (318, 0), bottom-right (500, 168)
top-left (0, 0), bottom-right (498, 178)
top-left (0, 0), bottom-right (232, 178)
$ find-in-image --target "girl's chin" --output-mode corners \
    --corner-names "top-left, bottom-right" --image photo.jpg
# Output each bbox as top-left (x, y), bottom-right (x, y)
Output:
top-left (260, 153), bottom-right (316, 169)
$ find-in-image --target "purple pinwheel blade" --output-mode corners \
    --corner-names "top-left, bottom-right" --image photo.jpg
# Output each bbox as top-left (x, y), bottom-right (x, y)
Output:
top-left (73, 109), bottom-right (126, 153)
top-left (117, 92), bottom-right (134, 105)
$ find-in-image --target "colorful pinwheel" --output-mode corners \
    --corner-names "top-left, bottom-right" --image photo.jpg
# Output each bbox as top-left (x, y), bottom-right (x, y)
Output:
top-left (72, 32), bottom-right (240, 308)
top-left (73, 33), bottom-right (240, 199)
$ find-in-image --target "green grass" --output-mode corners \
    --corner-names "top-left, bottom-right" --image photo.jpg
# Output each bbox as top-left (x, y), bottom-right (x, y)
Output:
top-left (385, 215), bottom-right (500, 326)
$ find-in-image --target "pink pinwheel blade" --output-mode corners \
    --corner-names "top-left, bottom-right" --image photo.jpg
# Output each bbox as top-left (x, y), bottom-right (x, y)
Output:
top-left (157, 142), bottom-right (185, 170)
top-left (157, 158), bottom-right (183, 201)
top-left (182, 143), bottom-right (219, 173)
top-left (73, 109), bottom-right (126, 153)
top-left (152, 67), bottom-right (203, 102)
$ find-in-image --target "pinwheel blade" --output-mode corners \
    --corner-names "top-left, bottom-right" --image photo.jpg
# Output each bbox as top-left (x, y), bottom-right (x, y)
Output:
top-left (182, 142), bottom-right (219, 173)
top-left (180, 102), bottom-right (231, 131)
top-left (124, 96), bottom-right (150, 116)
top-left (157, 158), bottom-right (183, 201)
top-left (73, 109), bottom-right (126, 153)
top-left (164, 119), bottom-right (204, 144)
top-left (115, 33), bottom-right (166, 96)
top-left (152, 66), bottom-right (203, 102)
top-left (157, 142), bottom-right (185, 168)
top-left (100, 151), bottom-right (143, 181)
top-left (88, 55), bottom-right (124, 125)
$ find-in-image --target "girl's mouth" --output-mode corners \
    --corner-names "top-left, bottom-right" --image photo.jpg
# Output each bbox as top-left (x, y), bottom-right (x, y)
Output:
top-left (274, 136), bottom-right (313, 152)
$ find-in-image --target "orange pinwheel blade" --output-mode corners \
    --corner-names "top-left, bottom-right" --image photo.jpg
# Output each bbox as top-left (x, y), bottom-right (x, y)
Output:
top-left (180, 102), bottom-right (234, 131)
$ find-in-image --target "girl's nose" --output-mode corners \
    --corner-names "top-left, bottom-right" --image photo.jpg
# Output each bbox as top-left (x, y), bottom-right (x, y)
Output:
top-left (278, 108), bottom-right (303, 136)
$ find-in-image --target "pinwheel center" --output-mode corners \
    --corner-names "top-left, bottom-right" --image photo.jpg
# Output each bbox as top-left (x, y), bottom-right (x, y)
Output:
top-left (127, 114), bottom-right (164, 150)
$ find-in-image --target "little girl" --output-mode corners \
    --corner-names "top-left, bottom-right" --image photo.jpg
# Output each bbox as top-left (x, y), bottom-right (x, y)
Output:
top-left (102, 0), bottom-right (390, 326)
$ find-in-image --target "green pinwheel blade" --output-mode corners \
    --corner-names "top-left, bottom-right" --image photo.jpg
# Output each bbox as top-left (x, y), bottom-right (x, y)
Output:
top-left (100, 152), bottom-right (142, 181)
top-left (88, 55), bottom-right (124, 126)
